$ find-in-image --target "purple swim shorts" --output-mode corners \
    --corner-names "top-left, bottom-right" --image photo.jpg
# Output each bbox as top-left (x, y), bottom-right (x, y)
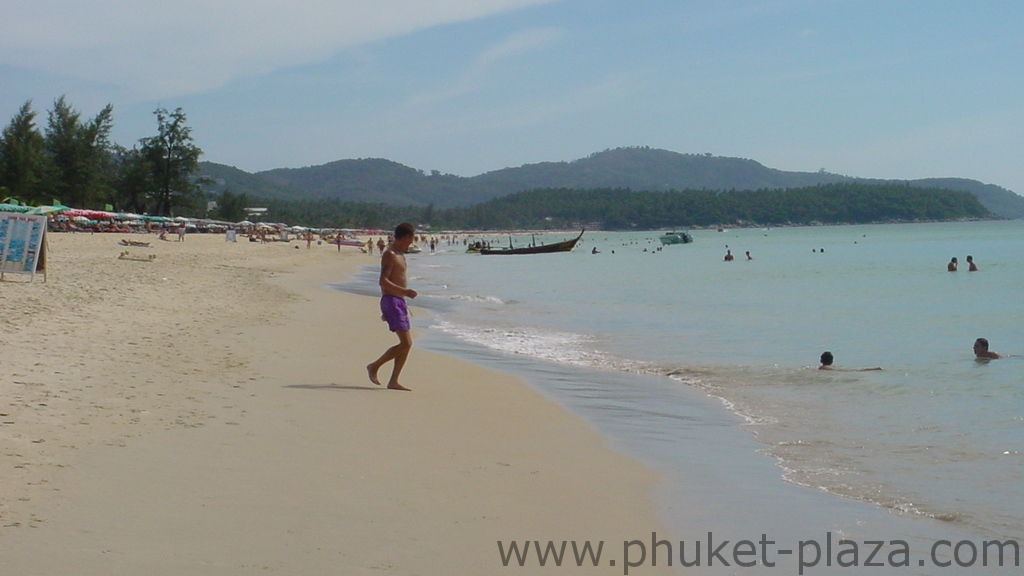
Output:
top-left (379, 295), bottom-right (410, 332)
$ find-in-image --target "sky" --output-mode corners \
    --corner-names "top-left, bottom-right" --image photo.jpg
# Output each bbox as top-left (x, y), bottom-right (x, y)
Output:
top-left (3, 0), bottom-right (1024, 194)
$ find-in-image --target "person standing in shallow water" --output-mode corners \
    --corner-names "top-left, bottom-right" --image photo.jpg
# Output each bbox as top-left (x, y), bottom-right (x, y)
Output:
top-left (947, 257), bottom-right (958, 271)
top-left (367, 222), bottom-right (418, 391)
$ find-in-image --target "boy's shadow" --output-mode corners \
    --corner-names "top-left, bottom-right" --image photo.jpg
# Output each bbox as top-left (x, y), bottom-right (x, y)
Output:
top-left (284, 383), bottom-right (383, 392)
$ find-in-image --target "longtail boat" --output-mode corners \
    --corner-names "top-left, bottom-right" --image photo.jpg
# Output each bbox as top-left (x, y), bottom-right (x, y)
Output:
top-left (479, 230), bottom-right (584, 255)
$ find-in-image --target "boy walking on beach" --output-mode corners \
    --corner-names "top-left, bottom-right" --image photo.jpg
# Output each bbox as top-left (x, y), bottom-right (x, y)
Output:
top-left (367, 222), bottom-right (418, 391)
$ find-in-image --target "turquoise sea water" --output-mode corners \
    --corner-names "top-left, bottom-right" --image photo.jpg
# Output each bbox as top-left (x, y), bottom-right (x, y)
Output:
top-left (340, 220), bottom-right (1023, 573)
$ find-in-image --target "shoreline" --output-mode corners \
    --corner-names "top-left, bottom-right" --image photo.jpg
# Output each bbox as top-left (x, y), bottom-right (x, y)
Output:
top-left (1, 232), bottom-right (674, 574)
top-left (400, 225), bottom-right (1019, 573)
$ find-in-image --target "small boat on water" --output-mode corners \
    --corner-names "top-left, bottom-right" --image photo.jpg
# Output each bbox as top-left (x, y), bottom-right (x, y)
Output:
top-left (480, 230), bottom-right (584, 255)
top-left (659, 231), bottom-right (693, 245)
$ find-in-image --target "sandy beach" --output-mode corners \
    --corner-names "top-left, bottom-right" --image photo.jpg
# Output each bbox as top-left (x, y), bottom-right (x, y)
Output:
top-left (1, 232), bottom-right (673, 574)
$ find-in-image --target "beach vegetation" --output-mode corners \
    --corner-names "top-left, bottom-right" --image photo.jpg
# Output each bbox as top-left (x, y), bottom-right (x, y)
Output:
top-left (0, 98), bottom-right (203, 216)
top-left (108, 144), bottom-right (155, 214)
top-left (43, 96), bottom-right (116, 209)
top-left (0, 101), bottom-right (48, 202)
top-left (139, 107), bottom-right (204, 216)
top-left (209, 188), bottom-right (250, 222)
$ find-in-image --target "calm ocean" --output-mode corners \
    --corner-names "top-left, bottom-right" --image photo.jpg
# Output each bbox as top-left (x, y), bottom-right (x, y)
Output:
top-left (339, 220), bottom-right (1023, 573)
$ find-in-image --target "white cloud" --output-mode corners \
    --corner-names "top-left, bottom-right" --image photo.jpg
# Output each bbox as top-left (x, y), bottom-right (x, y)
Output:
top-left (475, 26), bottom-right (564, 67)
top-left (401, 25), bottom-right (564, 109)
top-left (1, 0), bottom-right (558, 99)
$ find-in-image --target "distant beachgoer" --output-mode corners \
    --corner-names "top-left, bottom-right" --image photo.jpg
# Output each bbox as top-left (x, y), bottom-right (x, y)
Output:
top-left (967, 255), bottom-right (978, 272)
top-left (367, 222), bottom-right (418, 391)
top-left (947, 257), bottom-right (958, 272)
top-left (745, 251), bottom-right (752, 260)
top-left (724, 249), bottom-right (734, 261)
top-left (819, 350), bottom-right (882, 371)
top-left (973, 338), bottom-right (1000, 359)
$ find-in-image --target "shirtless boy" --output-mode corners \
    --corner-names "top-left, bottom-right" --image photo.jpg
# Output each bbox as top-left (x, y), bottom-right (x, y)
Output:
top-left (367, 222), bottom-right (418, 390)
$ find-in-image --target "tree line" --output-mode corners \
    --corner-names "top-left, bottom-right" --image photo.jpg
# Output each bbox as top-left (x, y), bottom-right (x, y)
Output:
top-left (1, 98), bottom-right (993, 229)
top-left (459, 185), bottom-right (992, 229)
top-left (254, 184), bottom-right (991, 231)
top-left (0, 97), bottom-right (218, 217)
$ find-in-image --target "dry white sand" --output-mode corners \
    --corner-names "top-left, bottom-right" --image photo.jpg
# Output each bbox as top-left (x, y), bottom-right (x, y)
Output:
top-left (1, 232), bottom-right (674, 574)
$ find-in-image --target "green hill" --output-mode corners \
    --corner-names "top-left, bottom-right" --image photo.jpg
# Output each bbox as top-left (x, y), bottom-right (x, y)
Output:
top-left (473, 148), bottom-right (836, 192)
top-left (198, 147), bottom-right (1024, 218)
top-left (903, 178), bottom-right (1024, 219)
top-left (199, 162), bottom-right (306, 200)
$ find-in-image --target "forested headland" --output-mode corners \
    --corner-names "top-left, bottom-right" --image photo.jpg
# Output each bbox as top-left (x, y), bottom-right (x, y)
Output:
top-left (257, 184), bottom-right (991, 231)
top-left (0, 99), bottom-right (1005, 229)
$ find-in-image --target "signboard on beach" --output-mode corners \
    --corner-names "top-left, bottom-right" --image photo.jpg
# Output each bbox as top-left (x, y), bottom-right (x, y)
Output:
top-left (0, 212), bottom-right (47, 281)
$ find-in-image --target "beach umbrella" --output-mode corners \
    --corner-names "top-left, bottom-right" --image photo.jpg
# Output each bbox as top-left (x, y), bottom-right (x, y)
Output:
top-left (0, 203), bottom-right (33, 213)
top-left (28, 204), bottom-right (70, 215)
top-left (68, 209), bottom-right (114, 220)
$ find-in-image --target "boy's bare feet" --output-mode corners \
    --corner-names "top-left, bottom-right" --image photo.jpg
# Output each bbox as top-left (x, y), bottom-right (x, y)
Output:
top-left (387, 382), bottom-right (412, 391)
top-left (367, 364), bottom-right (381, 385)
